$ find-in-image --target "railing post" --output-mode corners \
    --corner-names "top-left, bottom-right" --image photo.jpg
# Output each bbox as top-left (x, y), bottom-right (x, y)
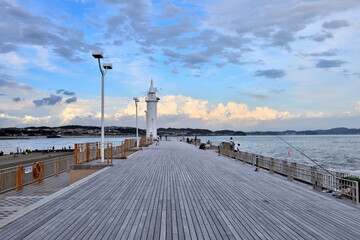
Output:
top-left (355, 181), bottom-right (359, 205)
top-left (283, 161), bottom-right (288, 177)
top-left (54, 160), bottom-right (58, 177)
top-left (80, 144), bottom-right (84, 164)
top-left (74, 143), bottom-right (78, 164)
top-left (16, 165), bottom-right (24, 191)
top-left (86, 142), bottom-right (90, 162)
top-left (292, 163), bottom-right (297, 179)
top-left (270, 158), bottom-right (274, 174)
top-left (288, 162), bottom-right (293, 181)
top-left (311, 167), bottom-right (317, 190)
top-left (38, 161), bottom-right (44, 184)
top-left (255, 155), bottom-right (259, 170)
top-left (107, 143), bottom-right (109, 163)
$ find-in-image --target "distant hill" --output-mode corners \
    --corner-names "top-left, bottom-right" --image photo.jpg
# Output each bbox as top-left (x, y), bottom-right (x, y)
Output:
top-left (247, 127), bottom-right (360, 135)
top-left (0, 126), bottom-right (359, 137)
top-left (157, 128), bottom-right (246, 136)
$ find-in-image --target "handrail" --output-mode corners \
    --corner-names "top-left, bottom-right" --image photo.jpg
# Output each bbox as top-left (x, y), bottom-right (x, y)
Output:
top-left (218, 147), bottom-right (359, 204)
top-left (189, 140), bottom-right (359, 205)
top-left (0, 137), bottom-right (155, 194)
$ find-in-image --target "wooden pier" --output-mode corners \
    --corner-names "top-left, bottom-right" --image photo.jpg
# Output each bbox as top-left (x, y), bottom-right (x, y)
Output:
top-left (1, 141), bottom-right (359, 239)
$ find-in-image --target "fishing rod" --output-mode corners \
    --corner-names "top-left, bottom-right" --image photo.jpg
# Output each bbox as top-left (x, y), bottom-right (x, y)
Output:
top-left (275, 135), bottom-right (335, 177)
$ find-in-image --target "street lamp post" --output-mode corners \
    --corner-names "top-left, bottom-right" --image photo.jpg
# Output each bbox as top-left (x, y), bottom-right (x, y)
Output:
top-left (133, 97), bottom-right (139, 148)
top-left (92, 51), bottom-right (112, 163)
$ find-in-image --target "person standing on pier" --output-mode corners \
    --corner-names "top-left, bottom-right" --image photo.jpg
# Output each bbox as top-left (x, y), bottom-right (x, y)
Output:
top-left (230, 137), bottom-right (234, 151)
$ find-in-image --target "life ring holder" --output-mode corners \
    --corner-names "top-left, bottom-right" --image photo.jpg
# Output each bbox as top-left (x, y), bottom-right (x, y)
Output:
top-left (33, 162), bottom-right (41, 178)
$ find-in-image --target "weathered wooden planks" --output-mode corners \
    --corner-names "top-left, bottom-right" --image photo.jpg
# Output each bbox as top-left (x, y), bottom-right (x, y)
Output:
top-left (1, 141), bottom-right (360, 240)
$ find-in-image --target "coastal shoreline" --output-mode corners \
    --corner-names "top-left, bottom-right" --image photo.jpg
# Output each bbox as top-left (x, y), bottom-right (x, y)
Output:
top-left (0, 135), bottom-right (135, 140)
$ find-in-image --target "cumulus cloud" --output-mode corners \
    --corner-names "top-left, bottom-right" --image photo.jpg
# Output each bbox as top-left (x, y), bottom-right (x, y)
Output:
top-left (254, 69), bottom-right (286, 79)
top-left (307, 51), bottom-right (337, 57)
top-left (118, 95), bottom-right (295, 129)
top-left (306, 111), bottom-right (324, 118)
top-left (308, 31), bottom-right (334, 42)
top-left (316, 59), bottom-right (347, 68)
top-left (356, 101), bottom-right (360, 112)
top-left (205, 0), bottom-right (359, 45)
top-left (239, 92), bottom-right (270, 99)
top-left (0, 113), bottom-right (51, 127)
top-left (0, 74), bottom-right (32, 90)
top-left (13, 97), bottom-right (22, 102)
top-left (322, 20), bottom-right (350, 29)
top-left (0, 43), bottom-right (18, 53)
top-left (33, 94), bottom-right (62, 106)
top-left (57, 89), bottom-right (75, 96)
top-left (1, 93), bottom-right (360, 130)
top-left (65, 96), bottom-right (77, 104)
top-left (0, 1), bottom-right (97, 61)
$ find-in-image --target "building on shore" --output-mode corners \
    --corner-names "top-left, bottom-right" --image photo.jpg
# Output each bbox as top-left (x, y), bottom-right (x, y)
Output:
top-left (145, 79), bottom-right (160, 138)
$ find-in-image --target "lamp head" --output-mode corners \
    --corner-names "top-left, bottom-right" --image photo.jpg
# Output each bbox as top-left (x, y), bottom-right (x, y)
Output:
top-left (133, 97), bottom-right (139, 102)
top-left (103, 63), bottom-right (112, 69)
top-left (92, 51), bottom-right (103, 59)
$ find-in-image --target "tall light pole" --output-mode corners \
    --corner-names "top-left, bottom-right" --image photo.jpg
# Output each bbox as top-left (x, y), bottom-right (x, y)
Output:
top-left (92, 51), bottom-right (112, 163)
top-left (133, 97), bottom-right (139, 148)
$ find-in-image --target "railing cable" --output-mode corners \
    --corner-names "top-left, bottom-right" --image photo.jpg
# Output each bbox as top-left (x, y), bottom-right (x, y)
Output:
top-left (275, 135), bottom-right (335, 177)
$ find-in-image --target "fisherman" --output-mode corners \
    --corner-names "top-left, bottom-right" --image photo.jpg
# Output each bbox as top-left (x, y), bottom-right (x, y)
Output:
top-left (234, 143), bottom-right (240, 152)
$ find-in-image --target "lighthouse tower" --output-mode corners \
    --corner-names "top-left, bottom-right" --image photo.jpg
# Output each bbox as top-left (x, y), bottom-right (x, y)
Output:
top-left (145, 79), bottom-right (160, 138)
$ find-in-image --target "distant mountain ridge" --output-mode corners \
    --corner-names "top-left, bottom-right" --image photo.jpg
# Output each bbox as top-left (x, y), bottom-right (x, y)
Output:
top-left (246, 127), bottom-right (360, 135)
top-left (0, 125), bottom-right (359, 137)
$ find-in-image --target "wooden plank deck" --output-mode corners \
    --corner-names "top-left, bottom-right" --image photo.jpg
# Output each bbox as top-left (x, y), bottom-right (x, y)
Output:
top-left (1, 141), bottom-right (360, 239)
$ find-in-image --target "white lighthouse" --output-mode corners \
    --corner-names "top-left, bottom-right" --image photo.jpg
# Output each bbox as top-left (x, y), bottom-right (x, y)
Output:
top-left (145, 79), bottom-right (160, 138)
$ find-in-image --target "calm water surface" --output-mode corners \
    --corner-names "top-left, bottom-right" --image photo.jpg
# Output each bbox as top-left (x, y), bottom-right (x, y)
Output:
top-left (0, 137), bottom-right (130, 154)
top-left (0, 135), bottom-right (359, 176)
top-left (174, 135), bottom-right (360, 176)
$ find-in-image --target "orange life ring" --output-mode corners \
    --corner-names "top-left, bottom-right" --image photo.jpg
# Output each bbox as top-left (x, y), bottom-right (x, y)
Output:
top-left (33, 162), bottom-right (41, 178)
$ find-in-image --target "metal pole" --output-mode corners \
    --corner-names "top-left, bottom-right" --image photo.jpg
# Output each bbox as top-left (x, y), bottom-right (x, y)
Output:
top-left (136, 101), bottom-right (139, 148)
top-left (101, 72), bottom-right (105, 162)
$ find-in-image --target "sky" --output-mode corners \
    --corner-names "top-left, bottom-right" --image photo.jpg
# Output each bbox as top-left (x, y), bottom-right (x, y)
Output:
top-left (0, 0), bottom-right (359, 131)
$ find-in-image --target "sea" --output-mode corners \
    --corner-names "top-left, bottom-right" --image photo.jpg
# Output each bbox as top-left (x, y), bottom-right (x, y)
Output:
top-left (0, 137), bottom-right (130, 154)
top-left (0, 135), bottom-right (359, 176)
top-left (173, 135), bottom-right (360, 177)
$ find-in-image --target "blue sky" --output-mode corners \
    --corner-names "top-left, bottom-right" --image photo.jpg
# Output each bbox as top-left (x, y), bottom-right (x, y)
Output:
top-left (0, 0), bottom-right (359, 131)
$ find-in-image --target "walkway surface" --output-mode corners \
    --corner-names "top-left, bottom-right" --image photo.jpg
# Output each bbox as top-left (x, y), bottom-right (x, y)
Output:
top-left (0, 141), bottom-right (359, 239)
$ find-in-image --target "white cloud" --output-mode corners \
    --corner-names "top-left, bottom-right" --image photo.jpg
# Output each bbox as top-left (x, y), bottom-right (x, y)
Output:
top-left (356, 101), bottom-right (360, 112)
top-left (0, 52), bottom-right (27, 68)
top-left (1, 90), bottom-right (360, 130)
top-left (306, 111), bottom-right (325, 118)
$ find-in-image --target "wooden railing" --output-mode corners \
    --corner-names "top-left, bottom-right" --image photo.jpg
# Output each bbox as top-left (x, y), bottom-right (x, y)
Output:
top-left (218, 148), bottom-right (359, 204)
top-left (0, 155), bottom-right (71, 194)
top-left (0, 137), bottom-right (155, 193)
top-left (187, 139), bottom-right (359, 205)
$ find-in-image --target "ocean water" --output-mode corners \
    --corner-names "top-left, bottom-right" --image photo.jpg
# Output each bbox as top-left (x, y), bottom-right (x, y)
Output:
top-left (1, 135), bottom-right (359, 176)
top-left (0, 137), bottom-right (131, 154)
top-left (174, 135), bottom-right (360, 176)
